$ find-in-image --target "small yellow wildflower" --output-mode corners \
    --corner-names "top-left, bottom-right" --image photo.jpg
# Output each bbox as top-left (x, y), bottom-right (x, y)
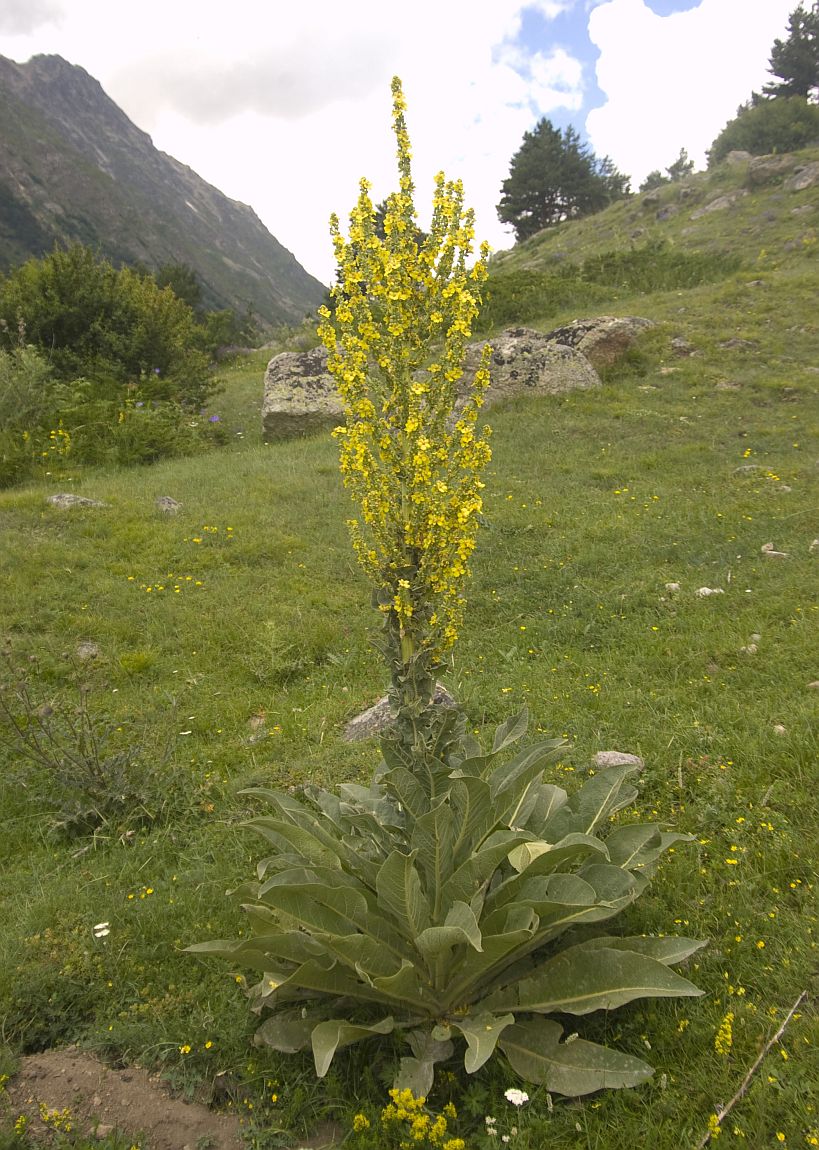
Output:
top-left (352, 1113), bottom-right (370, 1132)
top-left (715, 1012), bottom-right (734, 1056)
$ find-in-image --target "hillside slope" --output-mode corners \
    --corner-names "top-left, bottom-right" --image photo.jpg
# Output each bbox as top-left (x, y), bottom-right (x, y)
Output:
top-left (0, 54), bottom-right (326, 327)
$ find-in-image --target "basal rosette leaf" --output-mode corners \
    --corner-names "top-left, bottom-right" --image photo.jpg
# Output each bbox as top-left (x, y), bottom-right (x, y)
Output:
top-left (451, 1010), bottom-right (516, 1073)
top-left (485, 943), bottom-right (704, 1015)
top-left (499, 1019), bottom-right (655, 1095)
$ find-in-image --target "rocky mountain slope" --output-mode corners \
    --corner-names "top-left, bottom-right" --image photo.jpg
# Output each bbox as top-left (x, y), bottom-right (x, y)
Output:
top-left (0, 54), bottom-right (326, 328)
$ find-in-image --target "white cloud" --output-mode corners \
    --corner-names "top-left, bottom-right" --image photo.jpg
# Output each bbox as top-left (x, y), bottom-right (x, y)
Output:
top-left (0, 0), bottom-right (61, 36)
top-left (586, 0), bottom-right (798, 184)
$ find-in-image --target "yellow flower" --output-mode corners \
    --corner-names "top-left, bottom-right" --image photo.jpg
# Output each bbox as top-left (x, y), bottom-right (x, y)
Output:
top-left (352, 1113), bottom-right (370, 1132)
top-left (318, 76), bottom-right (491, 662)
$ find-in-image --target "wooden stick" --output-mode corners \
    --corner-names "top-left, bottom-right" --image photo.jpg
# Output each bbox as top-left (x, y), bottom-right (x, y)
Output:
top-left (694, 990), bottom-right (807, 1149)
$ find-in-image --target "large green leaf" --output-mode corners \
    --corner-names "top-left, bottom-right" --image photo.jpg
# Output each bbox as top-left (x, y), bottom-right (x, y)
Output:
top-left (254, 1011), bottom-right (319, 1053)
top-left (381, 765), bottom-right (428, 823)
top-left (605, 824), bottom-right (693, 875)
top-left (440, 831), bottom-right (522, 905)
top-left (449, 776), bottom-right (495, 864)
top-left (371, 959), bottom-right (430, 1010)
top-left (488, 741), bottom-right (564, 804)
top-left (499, 1019), bottom-right (654, 1094)
top-left (519, 782), bottom-right (568, 829)
top-left (311, 1017), bottom-right (395, 1077)
top-left (318, 933), bottom-right (404, 979)
top-left (258, 882), bottom-right (408, 960)
top-left (187, 931), bottom-right (327, 972)
top-left (443, 925), bottom-right (536, 1006)
top-left (492, 707), bottom-right (529, 753)
top-left (577, 862), bottom-right (639, 907)
top-left (395, 1029), bottom-right (455, 1098)
top-left (487, 945), bottom-right (704, 1014)
top-left (411, 803), bottom-right (455, 901)
top-left (415, 900), bottom-right (483, 964)
top-left (245, 817), bottom-right (342, 869)
top-left (541, 766), bottom-right (639, 839)
top-left (452, 1010), bottom-right (516, 1073)
top-left (376, 850), bottom-right (431, 939)
top-left (569, 934), bottom-right (707, 966)
top-left (489, 835), bottom-right (610, 910)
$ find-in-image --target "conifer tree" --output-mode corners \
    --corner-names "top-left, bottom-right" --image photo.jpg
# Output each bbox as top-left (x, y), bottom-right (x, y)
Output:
top-left (497, 119), bottom-right (629, 242)
top-left (762, 2), bottom-right (818, 101)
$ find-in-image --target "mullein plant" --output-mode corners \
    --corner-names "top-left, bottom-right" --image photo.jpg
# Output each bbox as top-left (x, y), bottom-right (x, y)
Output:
top-left (190, 78), bottom-right (704, 1098)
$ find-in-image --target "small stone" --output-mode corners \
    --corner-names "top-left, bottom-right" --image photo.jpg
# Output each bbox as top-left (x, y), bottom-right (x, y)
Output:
top-left (750, 633), bottom-right (761, 643)
top-left (76, 641), bottom-right (101, 661)
top-left (733, 463), bottom-right (765, 474)
top-left (773, 724), bottom-right (787, 736)
top-left (716, 380), bottom-right (741, 391)
top-left (665, 581), bottom-right (681, 592)
top-left (671, 336), bottom-right (695, 356)
top-left (47, 493), bottom-right (107, 509)
top-left (739, 644), bottom-right (758, 655)
top-left (95, 1127), bottom-right (114, 1139)
top-left (156, 496), bottom-right (182, 513)
top-left (591, 751), bottom-right (645, 770)
top-left (696, 587), bottom-right (724, 597)
top-left (775, 485), bottom-right (792, 493)
top-left (807, 681), bottom-right (819, 691)
top-left (92, 1095), bottom-right (102, 1107)
top-left (809, 539), bottom-right (819, 554)
top-left (760, 542), bottom-right (788, 558)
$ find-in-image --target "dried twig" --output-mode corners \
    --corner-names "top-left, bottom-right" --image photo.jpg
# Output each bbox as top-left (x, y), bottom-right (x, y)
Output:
top-left (694, 990), bottom-right (808, 1148)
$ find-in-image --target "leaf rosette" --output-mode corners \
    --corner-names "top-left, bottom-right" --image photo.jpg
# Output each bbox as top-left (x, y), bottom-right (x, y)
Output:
top-left (189, 707), bottom-right (704, 1096)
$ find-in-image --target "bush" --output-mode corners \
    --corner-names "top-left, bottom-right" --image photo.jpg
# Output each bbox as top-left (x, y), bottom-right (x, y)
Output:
top-left (0, 244), bottom-right (214, 408)
top-left (708, 96), bottom-right (819, 164)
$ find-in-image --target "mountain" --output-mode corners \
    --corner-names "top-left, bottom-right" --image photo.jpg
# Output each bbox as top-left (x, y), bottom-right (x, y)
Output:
top-left (0, 54), bottom-right (326, 328)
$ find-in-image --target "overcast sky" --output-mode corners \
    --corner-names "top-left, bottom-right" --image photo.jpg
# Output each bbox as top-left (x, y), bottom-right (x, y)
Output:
top-left (0, 0), bottom-right (797, 285)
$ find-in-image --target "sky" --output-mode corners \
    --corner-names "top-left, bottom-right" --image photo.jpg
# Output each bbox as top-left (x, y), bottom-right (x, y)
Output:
top-left (0, 0), bottom-right (798, 285)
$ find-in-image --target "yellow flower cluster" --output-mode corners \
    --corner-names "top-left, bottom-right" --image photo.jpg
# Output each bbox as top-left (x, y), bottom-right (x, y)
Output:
top-left (379, 1088), bottom-right (463, 1148)
top-left (318, 77), bottom-right (491, 658)
top-left (714, 1010), bottom-right (734, 1056)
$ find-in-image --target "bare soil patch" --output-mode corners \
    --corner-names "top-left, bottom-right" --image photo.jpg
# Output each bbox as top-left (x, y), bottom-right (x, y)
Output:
top-left (3, 1047), bottom-right (244, 1149)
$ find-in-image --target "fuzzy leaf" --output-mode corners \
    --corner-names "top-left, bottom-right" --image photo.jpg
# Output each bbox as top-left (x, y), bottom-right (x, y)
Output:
top-left (254, 1012), bottom-right (317, 1053)
top-left (499, 1019), bottom-right (654, 1094)
top-left (311, 1016), bottom-right (394, 1077)
top-left (415, 900), bottom-right (483, 962)
top-left (605, 824), bottom-right (694, 875)
top-left (376, 850), bottom-right (431, 939)
top-left (488, 945), bottom-right (704, 1015)
top-left (449, 775), bottom-right (494, 862)
top-left (492, 707), bottom-right (529, 753)
top-left (245, 817), bottom-right (342, 868)
top-left (411, 803), bottom-right (455, 898)
top-left (395, 1029), bottom-right (455, 1097)
top-left (452, 1011), bottom-right (516, 1073)
top-left (569, 935), bottom-right (708, 966)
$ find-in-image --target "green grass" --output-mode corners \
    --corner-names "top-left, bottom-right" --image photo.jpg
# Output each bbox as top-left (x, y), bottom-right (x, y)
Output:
top-left (0, 153), bottom-right (817, 1150)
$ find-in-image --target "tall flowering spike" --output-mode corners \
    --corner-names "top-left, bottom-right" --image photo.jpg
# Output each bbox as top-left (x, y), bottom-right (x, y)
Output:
top-left (317, 77), bottom-right (492, 717)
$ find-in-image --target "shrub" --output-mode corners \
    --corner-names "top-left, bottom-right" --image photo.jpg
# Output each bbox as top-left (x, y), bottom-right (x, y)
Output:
top-left (0, 244), bottom-right (214, 407)
top-left (708, 96), bottom-right (819, 164)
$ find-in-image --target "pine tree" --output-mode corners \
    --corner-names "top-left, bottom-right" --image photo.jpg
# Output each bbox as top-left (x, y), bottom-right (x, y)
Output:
top-left (762, 2), bottom-right (818, 101)
top-left (497, 119), bottom-right (629, 242)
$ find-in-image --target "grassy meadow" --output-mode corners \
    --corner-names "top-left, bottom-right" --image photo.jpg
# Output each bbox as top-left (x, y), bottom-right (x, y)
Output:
top-left (0, 153), bottom-right (817, 1149)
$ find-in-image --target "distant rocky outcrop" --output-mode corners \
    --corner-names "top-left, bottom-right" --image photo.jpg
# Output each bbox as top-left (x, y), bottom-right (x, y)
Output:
top-left (0, 54), bottom-right (326, 327)
top-left (263, 320), bottom-right (655, 440)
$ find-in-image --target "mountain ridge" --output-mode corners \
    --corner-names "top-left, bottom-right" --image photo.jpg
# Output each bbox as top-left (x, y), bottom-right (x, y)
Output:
top-left (0, 53), bottom-right (326, 328)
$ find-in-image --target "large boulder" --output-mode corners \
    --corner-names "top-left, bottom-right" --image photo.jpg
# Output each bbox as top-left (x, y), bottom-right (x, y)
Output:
top-left (747, 153), bottom-right (798, 186)
top-left (539, 316), bottom-right (655, 370)
top-left (784, 161), bottom-right (819, 192)
top-left (689, 189), bottom-right (748, 219)
top-left (262, 346), bottom-right (342, 440)
top-left (261, 324), bottom-right (631, 439)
